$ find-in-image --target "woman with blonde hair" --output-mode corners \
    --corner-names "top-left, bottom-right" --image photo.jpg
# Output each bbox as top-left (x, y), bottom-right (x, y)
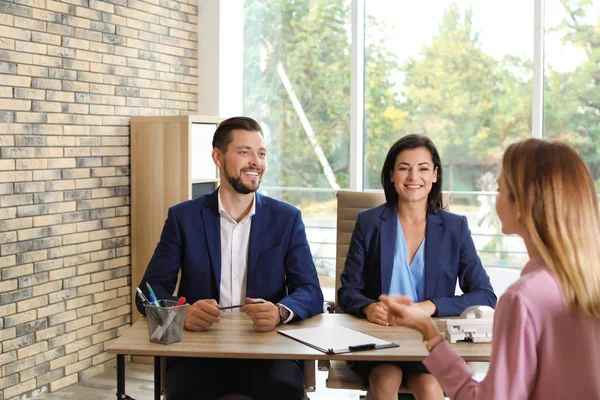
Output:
top-left (381, 138), bottom-right (600, 399)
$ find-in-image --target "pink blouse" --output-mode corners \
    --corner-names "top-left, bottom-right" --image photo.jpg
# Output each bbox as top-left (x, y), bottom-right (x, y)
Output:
top-left (424, 256), bottom-right (600, 399)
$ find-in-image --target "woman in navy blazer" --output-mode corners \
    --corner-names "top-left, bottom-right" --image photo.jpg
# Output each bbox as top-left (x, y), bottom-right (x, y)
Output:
top-left (338, 134), bottom-right (496, 400)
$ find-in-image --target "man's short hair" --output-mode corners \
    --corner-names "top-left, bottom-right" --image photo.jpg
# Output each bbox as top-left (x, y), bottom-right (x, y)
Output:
top-left (212, 116), bottom-right (263, 152)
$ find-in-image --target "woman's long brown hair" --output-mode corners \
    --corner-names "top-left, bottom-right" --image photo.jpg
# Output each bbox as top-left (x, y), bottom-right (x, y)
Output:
top-left (502, 139), bottom-right (600, 318)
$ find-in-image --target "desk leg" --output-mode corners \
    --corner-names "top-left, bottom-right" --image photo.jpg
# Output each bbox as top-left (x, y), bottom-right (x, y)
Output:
top-left (304, 360), bottom-right (316, 392)
top-left (116, 355), bottom-right (135, 400)
top-left (154, 356), bottom-right (161, 400)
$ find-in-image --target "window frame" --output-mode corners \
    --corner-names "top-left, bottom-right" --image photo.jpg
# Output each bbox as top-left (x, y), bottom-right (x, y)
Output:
top-left (200, 0), bottom-right (547, 189)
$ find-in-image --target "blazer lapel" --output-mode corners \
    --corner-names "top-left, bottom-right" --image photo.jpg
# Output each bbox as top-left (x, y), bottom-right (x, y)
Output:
top-left (424, 212), bottom-right (444, 299)
top-left (379, 204), bottom-right (397, 295)
top-left (247, 193), bottom-right (267, 292)
top-left (201, 191), bottom-right (222, 300)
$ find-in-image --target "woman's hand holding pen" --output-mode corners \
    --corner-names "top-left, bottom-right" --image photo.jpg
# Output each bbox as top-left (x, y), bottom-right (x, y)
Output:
top-left (243, 297), bottom-right (279, 332)
top-left (363, 302), bottom-right (389, 326)
top-left (184, 299), bottom-right (220, 331)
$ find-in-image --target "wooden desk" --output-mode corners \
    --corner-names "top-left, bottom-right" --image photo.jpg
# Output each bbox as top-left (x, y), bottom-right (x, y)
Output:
top-left (107, 313), bottom-right (492, 399)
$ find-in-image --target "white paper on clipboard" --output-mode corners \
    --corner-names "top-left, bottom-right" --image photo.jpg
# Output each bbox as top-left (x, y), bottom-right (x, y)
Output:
top-left (278, 326), bottom-right (398, 355)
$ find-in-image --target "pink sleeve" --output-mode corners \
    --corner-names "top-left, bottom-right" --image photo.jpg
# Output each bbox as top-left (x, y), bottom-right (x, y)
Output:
top-left (423, 291), bottom-right (538, 400)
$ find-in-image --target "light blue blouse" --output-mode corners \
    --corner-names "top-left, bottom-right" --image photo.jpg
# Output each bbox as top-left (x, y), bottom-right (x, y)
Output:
top-left (388, 218), bottom-right (426, 301)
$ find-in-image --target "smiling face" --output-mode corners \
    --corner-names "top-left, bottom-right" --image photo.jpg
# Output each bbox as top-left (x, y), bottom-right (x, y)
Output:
top-left (212, 129), bottom-right (267, 195)
top-left (390, 147), bottom-right (438, 205)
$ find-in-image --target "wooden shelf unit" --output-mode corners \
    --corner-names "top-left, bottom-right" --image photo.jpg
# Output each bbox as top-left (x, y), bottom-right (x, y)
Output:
top-left (130, 115), bottom-right (222, 324)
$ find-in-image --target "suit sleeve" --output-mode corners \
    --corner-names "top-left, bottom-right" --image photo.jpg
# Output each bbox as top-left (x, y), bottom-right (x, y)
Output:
top-left (337, 211), bottom-right (376, 316)
top-left (135, 206), bottom-right (182, 315)
top-left (430, 216), bottom-right (497, 317)
top-left (277, 210), bottom-right (324, 320)
top-left (424, 290), bottom-right (538, 399)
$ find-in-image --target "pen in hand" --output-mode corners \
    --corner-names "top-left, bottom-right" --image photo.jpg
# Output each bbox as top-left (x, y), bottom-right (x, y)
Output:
top-left (219, 301), bottom-right (265, 310)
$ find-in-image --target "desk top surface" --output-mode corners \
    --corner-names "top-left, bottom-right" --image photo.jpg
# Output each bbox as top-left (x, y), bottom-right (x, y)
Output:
top-left (107, 313), bottom-right (491, 361)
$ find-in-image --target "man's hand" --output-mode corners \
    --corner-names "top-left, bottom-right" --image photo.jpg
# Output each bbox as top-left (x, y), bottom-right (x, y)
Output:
top-left (363, 302), bottom-right (389, 326)
top-left (243, 297), bottom-right (280, 332)
top-left (184, 299), bottom-right (220, 331)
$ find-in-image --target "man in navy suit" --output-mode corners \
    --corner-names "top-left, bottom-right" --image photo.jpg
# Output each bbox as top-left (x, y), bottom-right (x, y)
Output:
top-left (136, 116), bottom-right (323, 400)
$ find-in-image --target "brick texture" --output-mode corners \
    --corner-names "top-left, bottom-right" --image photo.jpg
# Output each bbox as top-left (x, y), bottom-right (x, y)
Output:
top-left (0, 0), bottom-right (198, 397)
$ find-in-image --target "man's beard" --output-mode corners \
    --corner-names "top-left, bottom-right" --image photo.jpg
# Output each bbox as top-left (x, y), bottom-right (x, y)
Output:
top-left (223, 163), bottom-right (261, 195)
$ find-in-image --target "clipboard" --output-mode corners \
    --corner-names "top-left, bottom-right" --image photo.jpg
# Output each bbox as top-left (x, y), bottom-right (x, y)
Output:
top-left (278, 325), bottom-right (399, 355)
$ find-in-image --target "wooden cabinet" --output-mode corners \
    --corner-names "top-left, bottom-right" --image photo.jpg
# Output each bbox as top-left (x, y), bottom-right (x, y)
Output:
top-left (130, 115), bottom-right (222, 323)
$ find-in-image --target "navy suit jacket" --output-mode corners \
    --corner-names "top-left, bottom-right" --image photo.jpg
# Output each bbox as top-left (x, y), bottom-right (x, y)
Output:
top-left (136, 190), bottom-right (324, 320)
top-left (338, 204), bottom-right (497, 317)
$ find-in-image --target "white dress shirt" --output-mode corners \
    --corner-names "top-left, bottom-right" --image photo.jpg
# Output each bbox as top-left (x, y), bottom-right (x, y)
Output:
top-left (218, 190), bottom-right (254, 310)
top-left (217, 190), bottom-right (294, 323)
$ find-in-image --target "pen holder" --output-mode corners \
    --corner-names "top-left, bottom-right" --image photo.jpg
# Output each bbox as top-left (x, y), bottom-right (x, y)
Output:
top-left (145, 300), bottom-right (187, 344)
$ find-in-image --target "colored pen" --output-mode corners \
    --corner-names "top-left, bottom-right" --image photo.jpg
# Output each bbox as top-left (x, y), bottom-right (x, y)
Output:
top-left (136, 287), bottom-right (149, 304)
top-left (174, 296), bottom-right (186, 307)
top-left (219, 301), bottom-right (265, 310)
top-left (150, 297), bottom-right (187, 340)
top-left (137, 287), bottom-right (162, 323)
top-left (146, 282), bottom-right (161, 307)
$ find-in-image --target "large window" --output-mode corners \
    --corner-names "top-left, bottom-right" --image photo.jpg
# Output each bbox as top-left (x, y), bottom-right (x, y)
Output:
top-left (237, 0), bottom-right (600, 291)
top-left (364, 1), bottom-right (534, 191)
top-left (544, 0), bottom-right (600, 191)
top-left (364, 1), bottom-right (534, 277)
top-left (243, 1), bottom-right (352, 289)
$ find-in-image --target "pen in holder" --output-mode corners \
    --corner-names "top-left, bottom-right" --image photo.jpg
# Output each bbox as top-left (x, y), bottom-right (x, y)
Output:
top-left (145, 299), bottom-right (187, 344)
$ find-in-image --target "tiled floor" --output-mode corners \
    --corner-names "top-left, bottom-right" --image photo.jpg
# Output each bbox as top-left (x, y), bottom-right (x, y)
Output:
top-left (35, 361), bottom-right (365, 400)
top-left (36, 360), bottom-right (484, 399)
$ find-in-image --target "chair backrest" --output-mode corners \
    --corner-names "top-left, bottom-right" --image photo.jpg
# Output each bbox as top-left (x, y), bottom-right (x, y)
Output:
top-left (335, 190), bottom-right (451, 311)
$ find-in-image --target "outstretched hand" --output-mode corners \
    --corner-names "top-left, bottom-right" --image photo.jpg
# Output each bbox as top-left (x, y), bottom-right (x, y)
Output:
top-left (379, 295), bottom-right (438, 339)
